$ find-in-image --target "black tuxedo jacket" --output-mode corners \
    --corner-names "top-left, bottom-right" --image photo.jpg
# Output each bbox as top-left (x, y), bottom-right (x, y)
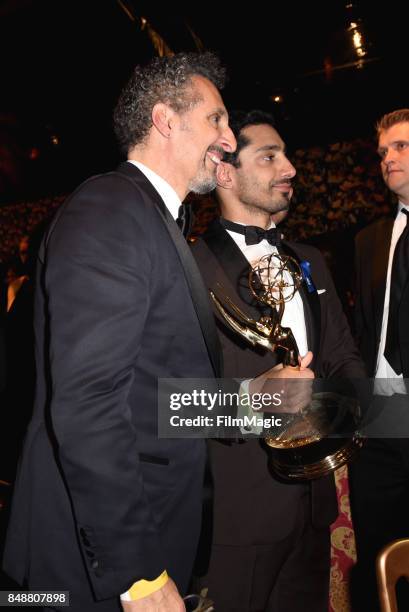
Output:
top-left (3, 164), bottom-right (220, 601)
top-left (191, 219), bottom-right (366, 542)
top-left (355, 216), bottom-right (409, 378)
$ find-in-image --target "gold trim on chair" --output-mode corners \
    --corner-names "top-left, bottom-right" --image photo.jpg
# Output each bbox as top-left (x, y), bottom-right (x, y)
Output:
top-left (376, 538), bottom-right (409, 612)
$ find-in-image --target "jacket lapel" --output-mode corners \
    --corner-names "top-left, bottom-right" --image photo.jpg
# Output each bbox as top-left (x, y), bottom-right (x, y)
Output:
top-left (116, 162), bottom-right (223, 377)
top-left (202, 219), bottom-right (265, 321)
top-left (203, 220), bottom-right (320, 367)
top-left (372, 218), bottom-right (394, 343)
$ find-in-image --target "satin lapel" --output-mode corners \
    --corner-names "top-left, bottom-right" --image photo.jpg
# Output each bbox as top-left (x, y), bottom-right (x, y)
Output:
top-left (116, 161), bottom-right (168, 214)
top-left (202, 219), bottom-right (265, 321)
top-left (280, 242), bottom-right (320, 366)
top-left (372, 218), bottom-right (393, 342)
top-left (116, 162), bottom-right (222, 377)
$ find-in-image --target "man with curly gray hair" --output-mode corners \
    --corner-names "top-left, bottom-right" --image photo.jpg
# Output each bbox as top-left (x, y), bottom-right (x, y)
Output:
top-left (113, 51), bottom-right (233, 195)
top-left (3, 52), bottom-right (235, 611)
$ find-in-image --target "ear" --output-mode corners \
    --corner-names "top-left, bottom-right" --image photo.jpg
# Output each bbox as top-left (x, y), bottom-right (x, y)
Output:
top-left (216, 161), bottom-right (234, 189)
top-left (151, 103), bottom-right (173, 138)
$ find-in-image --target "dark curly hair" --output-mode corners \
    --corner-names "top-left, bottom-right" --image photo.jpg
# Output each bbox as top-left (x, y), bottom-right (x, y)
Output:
top-left (223, 110), bottom-right (276, 168)
top-left (113, 52), bottom-right (227, 155)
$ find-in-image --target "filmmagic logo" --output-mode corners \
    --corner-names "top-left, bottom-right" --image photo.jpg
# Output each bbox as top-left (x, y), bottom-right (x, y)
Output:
top-left (169, 414), bottom-right (283, 428)
top-left (169, 390), bottom-right (282, 411)
top-left (216, 415), bottom-right (282, 428)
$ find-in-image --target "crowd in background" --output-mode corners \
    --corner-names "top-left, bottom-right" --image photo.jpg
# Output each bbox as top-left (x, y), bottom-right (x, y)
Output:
top-left (1, 138), bottom-right (395, 269)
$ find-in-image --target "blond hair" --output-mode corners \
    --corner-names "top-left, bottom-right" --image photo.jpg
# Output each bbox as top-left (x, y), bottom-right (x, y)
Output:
top-left (376, 109), bottom-right (409, 135)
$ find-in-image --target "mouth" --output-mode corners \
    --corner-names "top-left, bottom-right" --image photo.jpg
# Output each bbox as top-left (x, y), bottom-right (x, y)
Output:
top-left (272, 181), bottom-right (293, 194)
top-left (386, 170), bottom-right (404, 183)
top-left (385, 164), bottom-right (402, 175)
top-left (206, 146), bottom-right (224, 166)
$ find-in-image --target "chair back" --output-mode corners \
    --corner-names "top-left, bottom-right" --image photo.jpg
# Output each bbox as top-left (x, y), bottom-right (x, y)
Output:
top-left (376, 539), bottom-right (409, 612)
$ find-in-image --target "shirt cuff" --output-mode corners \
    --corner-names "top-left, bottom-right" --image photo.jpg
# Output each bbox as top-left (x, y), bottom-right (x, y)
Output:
top-left (237, 379), bottom-right (264, 435)
top-left (120, 570), bottom-right (169, 601)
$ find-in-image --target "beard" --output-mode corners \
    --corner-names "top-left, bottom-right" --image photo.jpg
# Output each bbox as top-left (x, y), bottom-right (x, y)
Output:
top-left (188, 170), bottom-right (217, 194)
top-left (188, 146), bottom-right (225, 194)
top-left (237, 174), bottom-right (291, 215)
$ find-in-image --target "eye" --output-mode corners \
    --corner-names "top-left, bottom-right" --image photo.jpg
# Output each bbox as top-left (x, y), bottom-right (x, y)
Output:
top-left (210, 114), bottom-right (221, 125)
top-left (262, 155), bottom-right (275, 162)
top-left (396, 141), bottom-right (408, 151)
top-left (378, 149), bottom-right (387, 160)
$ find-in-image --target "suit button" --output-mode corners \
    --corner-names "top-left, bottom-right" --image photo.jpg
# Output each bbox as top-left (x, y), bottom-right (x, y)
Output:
top-left (83, 537), bottom-right (91, 547)
top-left (91, 560), bottom-right (99, 569)
top-left (85, 549), bottom-right (95, 558)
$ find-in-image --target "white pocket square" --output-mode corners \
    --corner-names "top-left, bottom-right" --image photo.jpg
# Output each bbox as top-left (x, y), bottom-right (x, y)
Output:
top-left (317, 289), bottom-right (326, 295)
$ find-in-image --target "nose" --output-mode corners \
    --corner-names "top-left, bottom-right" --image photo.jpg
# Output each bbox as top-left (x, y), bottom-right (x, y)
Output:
top-left (281, 157), bottom-right (296, 179)
top-left (218, 125), bottom-right (237, 153)
top-left (383, 148), bottom-right (397, 166)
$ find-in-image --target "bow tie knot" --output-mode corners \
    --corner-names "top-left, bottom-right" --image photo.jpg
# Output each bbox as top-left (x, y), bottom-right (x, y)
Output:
top-left (176, 204), bottom-right (192, 238)
top-left (220, 218), bottom-right (282, 247)
top-left (245, 225), bottom-right (282, 246)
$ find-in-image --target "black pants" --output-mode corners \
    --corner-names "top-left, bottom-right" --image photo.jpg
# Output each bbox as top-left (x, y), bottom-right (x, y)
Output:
top-left (194, 503), bottom-right (330, 612)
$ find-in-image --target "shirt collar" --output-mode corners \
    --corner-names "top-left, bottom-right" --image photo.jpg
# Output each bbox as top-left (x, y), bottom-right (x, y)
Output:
top-left (397, 201), bottom-right (409, 216)
top-left (221, 218), bottom-right (277, 231)
top-left (127, 160), bottom-right (181, 221)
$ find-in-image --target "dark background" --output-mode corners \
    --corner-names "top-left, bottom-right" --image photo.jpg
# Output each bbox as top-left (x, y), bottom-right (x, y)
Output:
top-left (0, 0), bottom-right (407, 202)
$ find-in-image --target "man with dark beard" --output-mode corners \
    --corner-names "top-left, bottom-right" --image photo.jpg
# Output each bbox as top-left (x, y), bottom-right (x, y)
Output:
top-left (2, 52), bottom-right (236, 612)
top-left (191, 110), bottom-right (365, 612)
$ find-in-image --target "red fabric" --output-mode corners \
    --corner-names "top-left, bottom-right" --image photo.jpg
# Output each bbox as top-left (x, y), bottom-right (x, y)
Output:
top-left (329, 466), bottom-right (356, 612)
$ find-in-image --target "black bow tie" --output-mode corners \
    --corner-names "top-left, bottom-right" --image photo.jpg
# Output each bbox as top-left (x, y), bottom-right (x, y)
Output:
top-left (220, 218), bottom-right (282, 247)
top-left (176, 203), bottom-right (192, 239)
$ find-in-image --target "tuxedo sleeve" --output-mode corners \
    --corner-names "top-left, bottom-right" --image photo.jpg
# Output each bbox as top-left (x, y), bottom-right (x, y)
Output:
top-left (43, 174), bottom-right (167, 599)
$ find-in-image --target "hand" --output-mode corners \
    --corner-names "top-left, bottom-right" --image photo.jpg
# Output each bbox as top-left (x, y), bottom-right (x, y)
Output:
top-left (249, 351), bottom-right (314, 413)
top-left (121, 578), bottom-right (185, 611)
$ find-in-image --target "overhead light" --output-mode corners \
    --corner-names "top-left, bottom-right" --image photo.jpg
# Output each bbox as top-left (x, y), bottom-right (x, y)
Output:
top-left (349, 20), bottom-right (367, 59)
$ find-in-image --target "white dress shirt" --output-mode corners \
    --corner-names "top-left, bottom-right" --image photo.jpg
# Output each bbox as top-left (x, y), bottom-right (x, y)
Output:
top-left (375, 202), bottom-right (409, 396)
top-left (225, 221), bottom-right (309, 358)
